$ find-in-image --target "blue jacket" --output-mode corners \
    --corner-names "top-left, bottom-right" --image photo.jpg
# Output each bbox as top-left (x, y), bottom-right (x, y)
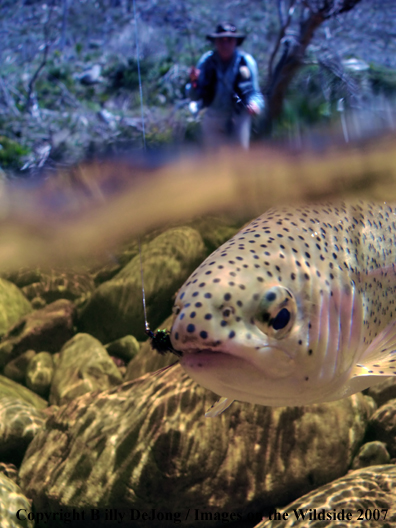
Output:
top-left (188, 49), bottom-right (264, 115)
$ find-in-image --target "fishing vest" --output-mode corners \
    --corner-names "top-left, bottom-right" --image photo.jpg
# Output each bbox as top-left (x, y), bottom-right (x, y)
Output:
top-left (198, 50), bottom-right (257, 113)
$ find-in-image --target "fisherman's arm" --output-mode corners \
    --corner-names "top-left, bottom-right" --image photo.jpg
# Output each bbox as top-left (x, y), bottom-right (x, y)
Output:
top-left (187, 51), bottom-right (213, 102)
top-left (243, 54), bottom-right (265, 116)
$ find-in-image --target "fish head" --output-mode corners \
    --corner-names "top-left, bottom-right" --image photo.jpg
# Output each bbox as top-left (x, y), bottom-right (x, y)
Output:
top-left (170, 206), bottom-right (365, 407)
top-left (171, 268), bottom-right (314, 405)
top-left (170, 241), bottom-right (329, 406)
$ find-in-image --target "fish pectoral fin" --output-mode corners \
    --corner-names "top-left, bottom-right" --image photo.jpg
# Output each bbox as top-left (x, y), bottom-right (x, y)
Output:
top-left (352, 320), bottom-right (396, 377)
top-left (205, 397), bottom-right (235, 418)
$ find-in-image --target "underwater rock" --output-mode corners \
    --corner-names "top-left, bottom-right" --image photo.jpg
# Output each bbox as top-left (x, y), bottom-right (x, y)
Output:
top-left (49, 333), bottom-right (123, 405)
top-left (21, 270), bottom-right (95, 307)
top-left (125, 314), bottom-right (176, 380)
top-left (20, 364), bottom-right (370, 522)
top-left (187, 216), bottom-right (238, 254)
top-left (0, 278), bottom-right (32, 338)
top-left (3, 350), bottom-right (36, 384)
top-left (105, 335), bottom-right (140, 363)
top-left (0, 375), bottom-right (47, 410)
top-left (367, 399), bottom-right (396, 458)
top-left (351, 441), bottom-right (391, 469)
top-left (0, 471), bottom-right (34, 528)
top-left (0, 396), bottom-right (45, 465)
top-left (4, 268), bottom-right (95, 306)
top-left (79, 226), bottom-right (206, 342)
top-left (0, 299), bottom-right (76, 368)
top-left (256, 465), bottom-right (396, 527)
top-left (26, 352), bottom-right (54, 397)
top-left (0, 463), bottom-right (18, 484)
top-left (366, 378), bottom-right (396, 408)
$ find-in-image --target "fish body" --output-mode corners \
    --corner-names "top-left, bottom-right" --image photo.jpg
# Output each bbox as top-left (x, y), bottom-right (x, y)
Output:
top-left (170, 201), bottom-right (396, 415)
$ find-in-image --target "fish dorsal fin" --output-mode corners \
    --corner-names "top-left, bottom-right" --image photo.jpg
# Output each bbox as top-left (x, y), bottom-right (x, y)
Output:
top-left (352, 319), bottom-right (396, 378)
top-left (205, 397), bottom-right (234, 418)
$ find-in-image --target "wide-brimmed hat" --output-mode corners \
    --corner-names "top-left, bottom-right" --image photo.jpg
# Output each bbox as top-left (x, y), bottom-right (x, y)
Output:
top-left (206, 23), bottom-right (246, 45)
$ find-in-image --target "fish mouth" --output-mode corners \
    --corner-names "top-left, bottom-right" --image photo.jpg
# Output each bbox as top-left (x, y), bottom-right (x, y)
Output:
top-left (180, 347), bottom-right (300, 406)
top-left (180, 345), bottom-right (294, 378)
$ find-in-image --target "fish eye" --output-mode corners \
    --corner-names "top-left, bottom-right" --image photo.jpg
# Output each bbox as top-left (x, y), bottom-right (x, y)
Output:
top-left (254, 286), bottom-right (296, 339)
top-left (272, 308), bottom-right (290, 330)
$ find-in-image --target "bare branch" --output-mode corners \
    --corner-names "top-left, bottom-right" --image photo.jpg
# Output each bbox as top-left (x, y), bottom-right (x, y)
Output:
top-left (267, 0), bottom-right (298, 80)
top-left (24, 0), bottom-right (56, 113)
top-left (277, 0), bottom-right (285, 27)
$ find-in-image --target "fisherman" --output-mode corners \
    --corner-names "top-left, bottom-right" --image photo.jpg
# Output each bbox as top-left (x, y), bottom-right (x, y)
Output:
top-left (188, 22), bottom-right (264, 150)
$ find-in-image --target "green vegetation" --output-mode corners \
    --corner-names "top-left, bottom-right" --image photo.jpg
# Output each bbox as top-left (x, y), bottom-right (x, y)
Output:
top-left (0, 137), bottom-right (30, 169)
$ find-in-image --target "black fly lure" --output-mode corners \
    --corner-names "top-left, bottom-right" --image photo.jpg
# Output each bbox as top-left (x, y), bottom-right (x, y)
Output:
top-left (139, 240), bottom-right (182, 358)
top-left (144, 324), bottom-right (182, 357)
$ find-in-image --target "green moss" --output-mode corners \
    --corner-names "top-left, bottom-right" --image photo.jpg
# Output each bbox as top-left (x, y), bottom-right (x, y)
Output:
top-left (0, 136), bottom-right (30, 168)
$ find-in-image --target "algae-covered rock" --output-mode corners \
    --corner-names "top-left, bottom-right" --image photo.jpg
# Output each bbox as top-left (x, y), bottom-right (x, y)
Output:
top-left (79, 226), bottom-right (206, 342)
top-left (256, 465), bottom-right (396, 528)
top-left (366, 378), bottom-right (396, 408)
top-left (352, 441), bottom-right (391, 469)
top-left (20, 269), bottom-right (95, 306)
top-left (3, 350), bottom-right (36, 383)
top-left (49, 333), bottom-right (123, 405)
top-left (0, 375), bottom-right (47, 410)
top-left (0, 396), bottom-right (45, 465)
top-left (105, 335), bottom-right (140, 362)
top-left (0, 471), bottom-right (34, 528)
top-left (0, 299), bottom-right (76, 368)
top-left (0, 278), bottom-right (32, 338)
top-left (188, 215), bottom-right (238, 253)
top-left (26, 352), bottom-right (54, 397)
top-left (367, 399), bottom-right (396, 457)
top-left (0, 463), bottom-right (18, 484)
top-left (4, 267), bottom-right (95, 305)
top-left (20, 364), bottom-right (370, 522)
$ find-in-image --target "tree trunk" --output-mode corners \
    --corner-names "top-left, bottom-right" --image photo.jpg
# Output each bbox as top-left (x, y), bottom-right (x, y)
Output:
top-left (261, 0), bottom-right (363, 135)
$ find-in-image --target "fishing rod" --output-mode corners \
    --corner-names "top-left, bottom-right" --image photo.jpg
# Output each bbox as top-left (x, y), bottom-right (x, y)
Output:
top-left (138, 239), bottom-right (182, 357)
top-left (132, 0), bottom-right (181, 358)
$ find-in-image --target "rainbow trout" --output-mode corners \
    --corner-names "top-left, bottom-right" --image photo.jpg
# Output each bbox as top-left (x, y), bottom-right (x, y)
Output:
top-left (170, 201), bottom-right (396, 416)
